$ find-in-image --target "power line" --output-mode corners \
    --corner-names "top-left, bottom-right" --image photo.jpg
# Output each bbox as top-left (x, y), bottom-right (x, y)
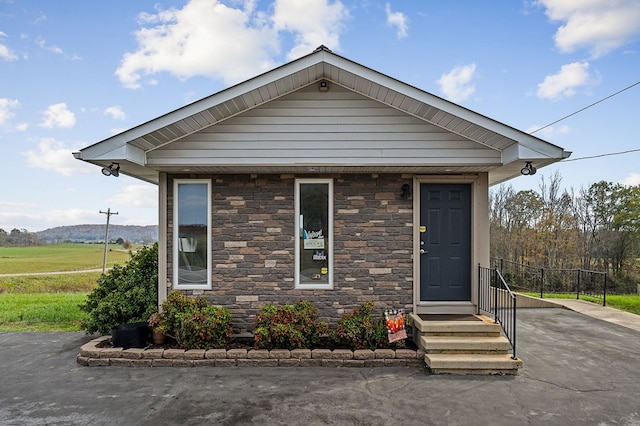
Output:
top-left (529, 80), bottom-right (640, 135)
top-left (563, 148), bottom-right (640, 162)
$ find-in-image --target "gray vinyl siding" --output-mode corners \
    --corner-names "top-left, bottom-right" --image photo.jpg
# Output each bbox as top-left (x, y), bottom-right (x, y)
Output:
top-left (147, 84), bottom-right (501, 167)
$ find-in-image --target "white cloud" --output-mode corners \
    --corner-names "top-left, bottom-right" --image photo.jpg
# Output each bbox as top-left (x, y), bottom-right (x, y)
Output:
top-left (115, 0), bottom-right (349, 88)
top-left (0, 202), bottom-right (45, 231)
top-left (23, 138), bottom-right (94, 176)
top-left (0, 98), bottom-right (20, 126)
top-left (536, 0), bottom-right (640, 57)
top-left (105, 106), bottom-right (126, 121)
top-left (0, 204), bottom-right (100, 232)
top-left (272, 0), bottom-right (349, 59)
top-left (40, 103), bottom-right (76, 128)
top-left (35, 37), bottom-right (63, 55)
top-left (385, 3), bottom-right (408, 39)
top-left (108, 184), bottom-right (158, 209)
top-left (0, 45), bottom-right (17, 61)
top-left (115, 0), bottom-right (280, 88)
top-left (437, 63), bottom-right (477, 102)
top-left (0, 204), bottom-right (101, 233)
top-left (33, 12), bottom-right (48, 25)
top-left (621, 173), bottom-right (640, 186)
top-left (0, 31), bottom-right (18, 61)
top-left (536, 61), bottom-right (591, 100)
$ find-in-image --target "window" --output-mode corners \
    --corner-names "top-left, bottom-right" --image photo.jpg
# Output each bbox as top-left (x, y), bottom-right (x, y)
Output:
top-left (173, 179), bottom-right (211, 289)
top-left (295, 179), bottom-right (333, 289)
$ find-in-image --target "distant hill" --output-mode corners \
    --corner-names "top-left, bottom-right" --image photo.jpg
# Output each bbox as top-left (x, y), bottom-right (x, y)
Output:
top-left (36, 224), bottom-right (158, 244)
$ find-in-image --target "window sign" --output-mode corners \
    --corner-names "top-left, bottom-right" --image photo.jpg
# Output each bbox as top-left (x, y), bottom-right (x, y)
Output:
top-left (303, 229), bottom-right (325, 249)
top-left (173, 179), bottom-right (211, 289)
top-left (295, 179), bottom-right (333, 289)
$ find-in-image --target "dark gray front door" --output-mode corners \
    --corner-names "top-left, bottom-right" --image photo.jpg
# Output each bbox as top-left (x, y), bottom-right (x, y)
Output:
top-left (419, 183), bottom-right (471, 302)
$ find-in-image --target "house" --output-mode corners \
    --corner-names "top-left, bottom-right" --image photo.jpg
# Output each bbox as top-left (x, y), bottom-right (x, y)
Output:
top-left (75, 46), bottom-right (569, 372)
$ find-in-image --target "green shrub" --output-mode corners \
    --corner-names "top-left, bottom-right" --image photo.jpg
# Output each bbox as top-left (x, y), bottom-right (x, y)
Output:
top-left (177, 305), bottom-right (233, 349)
top-left (332, 301), bottom-right (381, 350)
top-left (158, 290), bottom-right (208, 337)
top-left (332, 301), bottom-right (402, 350)
top-left (157, 291), bottom-right (232, 349)
top-left (254, 301), bottom-right (328, 350)
top-left (80, 244), bottom-right (158, 335)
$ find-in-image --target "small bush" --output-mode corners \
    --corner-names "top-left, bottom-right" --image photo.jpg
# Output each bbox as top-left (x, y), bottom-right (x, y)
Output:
top-left (332, 301), bottom-right (382, 350)
top-left (332, 301), bottom-right (404, 350)
top-left (254, 301), bottom-right (328, 350)
top-left (159, 290), bottom-right (207, 337)
top-left (177, 305), bottom-right (233, 349)
top-left (157, 291), bottom-right (232, 349)
top-left (80, 244), bottom-right (158, 335)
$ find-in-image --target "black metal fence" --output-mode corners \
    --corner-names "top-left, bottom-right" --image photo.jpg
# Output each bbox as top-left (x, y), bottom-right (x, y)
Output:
top-left (478, 264), bottom-right (517, 359)
top-left (491, 258), bottom-right (608, 306)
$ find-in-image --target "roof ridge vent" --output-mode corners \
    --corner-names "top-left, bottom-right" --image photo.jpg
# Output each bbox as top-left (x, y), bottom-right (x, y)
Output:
top-left (313, 45), bottom-right (332, 53)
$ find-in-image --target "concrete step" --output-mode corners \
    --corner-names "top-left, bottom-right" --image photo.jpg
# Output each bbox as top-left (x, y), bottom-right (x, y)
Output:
top-left (425, 353), bottom-right (523, 375)
top-left (411, 314), bottom-right (502, 336)
top-left (420, 335), bottom-right (511, 354)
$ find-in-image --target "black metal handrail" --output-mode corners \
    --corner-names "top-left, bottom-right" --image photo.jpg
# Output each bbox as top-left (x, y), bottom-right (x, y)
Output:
top-left (491, 258), bottom-right (608, 306)
top-left (478, 264), bottom-right (517, 359)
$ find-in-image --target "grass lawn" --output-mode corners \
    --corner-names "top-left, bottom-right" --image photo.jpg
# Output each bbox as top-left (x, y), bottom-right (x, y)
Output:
top-left (0, 293), bottom-right (88, 332)
top-left (520, 292), bottom-right (640, 315)
top-left (0, 249), bottom-right (102, 331)
top-left (603, 295), bottom-right (640, 315)
top-left (0, 272), bottom-right (100, 293)
top-left (0, 243), bottom-right (145, 332)
top-left (0, 243), bottom-right (131, 274)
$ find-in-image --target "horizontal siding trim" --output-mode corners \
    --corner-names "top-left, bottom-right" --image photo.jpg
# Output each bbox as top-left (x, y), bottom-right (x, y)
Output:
top-left (164, 140), bottom-right (481, 150)
top-left (149, 149), bottom-right (500, 160)
top-left (147, 156), bottom-right (500, 168)
top-left (193, 124), bottom-right (459, 133)
top-left (181, 133), bottom-right (471, 143)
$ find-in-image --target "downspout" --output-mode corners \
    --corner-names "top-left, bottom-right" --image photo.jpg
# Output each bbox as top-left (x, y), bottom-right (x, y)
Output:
top-left (158, 172), bottom-right (168, 308)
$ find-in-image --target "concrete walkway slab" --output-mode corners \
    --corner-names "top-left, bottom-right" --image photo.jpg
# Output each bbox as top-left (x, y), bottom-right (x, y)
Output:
top-left (545, 298), bottom-right (640, 333)
top-left (1, 307), bottom-right (640, 425)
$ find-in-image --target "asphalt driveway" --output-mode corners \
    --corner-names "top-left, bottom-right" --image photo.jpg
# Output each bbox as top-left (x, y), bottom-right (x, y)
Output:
top-left (1, 308), bottom-right (639, 425)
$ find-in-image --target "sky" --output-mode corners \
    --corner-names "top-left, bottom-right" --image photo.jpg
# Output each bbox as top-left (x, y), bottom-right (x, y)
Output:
top-left (1, 0), bottom-right (639, 232)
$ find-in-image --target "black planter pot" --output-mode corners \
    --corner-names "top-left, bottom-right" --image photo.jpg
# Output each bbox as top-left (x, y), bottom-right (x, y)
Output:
top-left (111, 322), bottom-right (149, 349)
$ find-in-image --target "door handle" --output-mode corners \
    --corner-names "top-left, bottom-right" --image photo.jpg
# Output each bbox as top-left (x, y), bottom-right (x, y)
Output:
top-left (420, 249), bottom-right (428, 254)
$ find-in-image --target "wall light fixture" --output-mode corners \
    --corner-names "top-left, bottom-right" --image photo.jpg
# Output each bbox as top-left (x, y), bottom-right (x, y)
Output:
top-left (101, 163), bottom-right (120, 177)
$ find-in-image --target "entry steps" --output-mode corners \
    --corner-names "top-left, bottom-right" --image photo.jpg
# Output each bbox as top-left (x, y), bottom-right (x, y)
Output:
top-left (410, 313), bottom-right (522, 375)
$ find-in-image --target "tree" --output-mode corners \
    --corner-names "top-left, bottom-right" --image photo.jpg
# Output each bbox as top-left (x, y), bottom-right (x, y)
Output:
top-left (1, 228), bottom-right (39, 247)
top-left (537, 172), bottom-right (576, 269)
top-left (80, 244), bottom-right (158, 335)
top-left (491, 174), bottom-right (640, 294)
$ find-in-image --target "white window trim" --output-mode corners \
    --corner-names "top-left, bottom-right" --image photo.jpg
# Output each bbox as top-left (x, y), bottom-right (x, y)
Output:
top-left (173, 179), bottom-right (212, 290)
top-left (295, 178), bottom-right (333, 289)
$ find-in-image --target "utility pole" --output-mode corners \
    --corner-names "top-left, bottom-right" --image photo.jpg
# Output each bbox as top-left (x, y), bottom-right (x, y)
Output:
top-left (100, 208), bottom-right (118, 274)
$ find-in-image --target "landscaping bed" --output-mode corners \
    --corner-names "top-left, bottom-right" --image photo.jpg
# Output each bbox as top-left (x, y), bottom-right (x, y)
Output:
top-left (77, 335), bottom-right (424, 368)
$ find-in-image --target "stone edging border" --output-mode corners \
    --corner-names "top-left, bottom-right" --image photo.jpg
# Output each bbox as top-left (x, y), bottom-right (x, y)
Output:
top-left (77, 336), bottom-right (426, 368)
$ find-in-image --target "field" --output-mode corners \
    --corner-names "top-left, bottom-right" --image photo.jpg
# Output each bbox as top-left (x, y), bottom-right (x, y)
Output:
top-left (0, 243), bottom-right (131, 274)
top-left (0, 243), bottom-right (132, 332)
top-left (0, 293), bottom-right (89, 331)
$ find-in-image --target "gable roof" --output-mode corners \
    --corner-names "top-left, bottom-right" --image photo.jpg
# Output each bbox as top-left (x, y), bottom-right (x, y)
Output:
top-left (74, 45), bottom-right (570, 185)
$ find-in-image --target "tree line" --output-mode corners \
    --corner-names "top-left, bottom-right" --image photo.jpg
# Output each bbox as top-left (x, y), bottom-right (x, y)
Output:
top-left (490, 172), bottom-right (640, 293)
top-left (0, 228), bottom-right (40, 247)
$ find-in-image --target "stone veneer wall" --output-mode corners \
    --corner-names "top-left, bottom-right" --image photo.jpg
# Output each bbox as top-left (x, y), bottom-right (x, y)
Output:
top-left (167, 173), bottom-right (414, 333)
